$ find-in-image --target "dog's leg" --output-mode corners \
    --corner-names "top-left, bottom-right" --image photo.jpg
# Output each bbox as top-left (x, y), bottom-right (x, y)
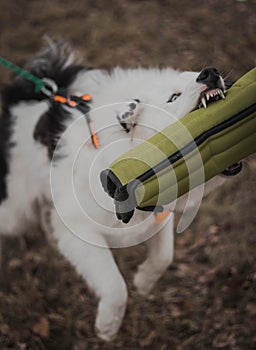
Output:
top-left (0, 236), bottom-right (2, 269)
top-left (51, 216), bottom-right (127, 341)
top-left (0, 200), bottom-right (31, 235)
top-left (134, 214), bottom-right (174, 296)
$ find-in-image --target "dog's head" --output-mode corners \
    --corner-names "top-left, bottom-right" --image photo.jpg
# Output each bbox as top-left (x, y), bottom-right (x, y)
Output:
top-left (115, 66), bottom-right (226, 141)
top-left (166, 67), bottom-right (225, 115)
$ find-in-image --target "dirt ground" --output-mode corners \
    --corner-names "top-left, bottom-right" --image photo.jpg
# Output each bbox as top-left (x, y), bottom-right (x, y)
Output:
top-left (0, 0), bottom-right (255, 349)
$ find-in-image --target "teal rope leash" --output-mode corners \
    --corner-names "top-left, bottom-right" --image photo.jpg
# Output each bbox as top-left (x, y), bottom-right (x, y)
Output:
top-left (0, 56), bottom-right (57, 96)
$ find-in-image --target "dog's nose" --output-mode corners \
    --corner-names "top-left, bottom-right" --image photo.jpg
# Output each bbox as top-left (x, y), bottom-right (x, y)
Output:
top-left (196, 67), bottom-right (220, 85)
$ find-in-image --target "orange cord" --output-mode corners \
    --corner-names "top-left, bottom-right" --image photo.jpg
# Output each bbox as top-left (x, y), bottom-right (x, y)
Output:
top-left (91, 132), bottom-right (100, 149)
top-left (54, 92), bottom-right (98, 148)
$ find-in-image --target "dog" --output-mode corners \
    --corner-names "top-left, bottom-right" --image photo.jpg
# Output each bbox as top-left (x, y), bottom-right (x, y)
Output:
top-left (0, 42), bottom-right (228, 341)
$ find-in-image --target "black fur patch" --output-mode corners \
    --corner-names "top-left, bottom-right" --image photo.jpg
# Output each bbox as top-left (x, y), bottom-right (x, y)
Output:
top-left (32, 63), bottom-right (90, 159)
top-left (0, 44), bottom-right (91, 201)
top-left (0, 107), bottom-right (15, 203)
top-left (33, 104), bottom-right (72, 159)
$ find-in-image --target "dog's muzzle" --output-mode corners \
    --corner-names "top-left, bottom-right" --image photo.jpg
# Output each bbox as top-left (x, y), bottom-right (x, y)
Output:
top-left (197, 67), bottom-right (226, 108)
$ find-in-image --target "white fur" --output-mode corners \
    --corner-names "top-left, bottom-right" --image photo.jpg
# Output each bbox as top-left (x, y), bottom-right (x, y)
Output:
top-left (0, 58), bottom-right (225, 341)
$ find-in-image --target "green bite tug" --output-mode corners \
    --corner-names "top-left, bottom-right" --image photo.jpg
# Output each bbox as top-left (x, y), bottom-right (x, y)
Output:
top-left (101, 68), bottom-right (256, 223)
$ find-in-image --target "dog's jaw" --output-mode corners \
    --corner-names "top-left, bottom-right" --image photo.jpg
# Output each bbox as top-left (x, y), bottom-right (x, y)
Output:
top-left (198, 86), bottom-right (226, 108)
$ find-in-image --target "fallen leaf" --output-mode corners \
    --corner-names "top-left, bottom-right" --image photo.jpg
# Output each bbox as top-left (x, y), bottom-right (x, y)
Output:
top-left (8, 258), bottom-right (22, 269)
top-left (32, 317), bottom-right (49, 338)
top-left (246, 303), bottom-right (256, 315)
top-left (139, 330), bottom-right (157, 347)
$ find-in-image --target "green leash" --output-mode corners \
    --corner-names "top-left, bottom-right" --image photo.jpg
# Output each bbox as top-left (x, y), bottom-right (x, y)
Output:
top-left (0, 56), bottom-right (57, 96)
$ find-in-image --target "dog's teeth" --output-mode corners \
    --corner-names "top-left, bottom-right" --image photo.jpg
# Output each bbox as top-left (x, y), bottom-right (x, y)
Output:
top-left (201, 97), bottom-right (207, 108)
top-left (220, 90), bottom-right (225, 99)
top-left (206, 93), bottom-right (210, 101)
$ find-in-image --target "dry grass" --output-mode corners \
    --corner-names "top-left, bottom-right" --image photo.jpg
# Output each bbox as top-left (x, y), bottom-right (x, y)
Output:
top-left (0, 0), bottom-right (255, 349)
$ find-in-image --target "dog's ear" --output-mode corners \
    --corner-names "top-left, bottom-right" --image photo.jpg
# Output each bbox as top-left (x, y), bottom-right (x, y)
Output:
top-left (33, 112), bottom-right (51, 147)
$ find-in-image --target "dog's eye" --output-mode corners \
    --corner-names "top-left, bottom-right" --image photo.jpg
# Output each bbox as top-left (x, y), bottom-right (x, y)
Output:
top-left (167, 92), bottom-right (181, 103)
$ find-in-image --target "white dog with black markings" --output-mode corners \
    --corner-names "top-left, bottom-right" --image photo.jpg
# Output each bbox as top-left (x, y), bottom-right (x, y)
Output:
top-left (0, 42), bottom-right (228, 341)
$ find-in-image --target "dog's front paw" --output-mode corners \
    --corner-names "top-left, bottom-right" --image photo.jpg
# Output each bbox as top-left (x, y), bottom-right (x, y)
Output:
top-left (96, 319), bottom-right (119, 342)
top-left (116, 99), bottom-right (141, 133)
top-left (133, 266), bottom-right (155, 296)
top-left (95, 290), bottom-right (127, 342)
top-left (134, 256), bottom-right (173, 296)
top-left (95, 313), bottom-right (123, 342)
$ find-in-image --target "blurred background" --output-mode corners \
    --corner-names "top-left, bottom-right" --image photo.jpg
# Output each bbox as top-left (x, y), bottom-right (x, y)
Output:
top-left (0, 0), bottom-right (255, 349)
